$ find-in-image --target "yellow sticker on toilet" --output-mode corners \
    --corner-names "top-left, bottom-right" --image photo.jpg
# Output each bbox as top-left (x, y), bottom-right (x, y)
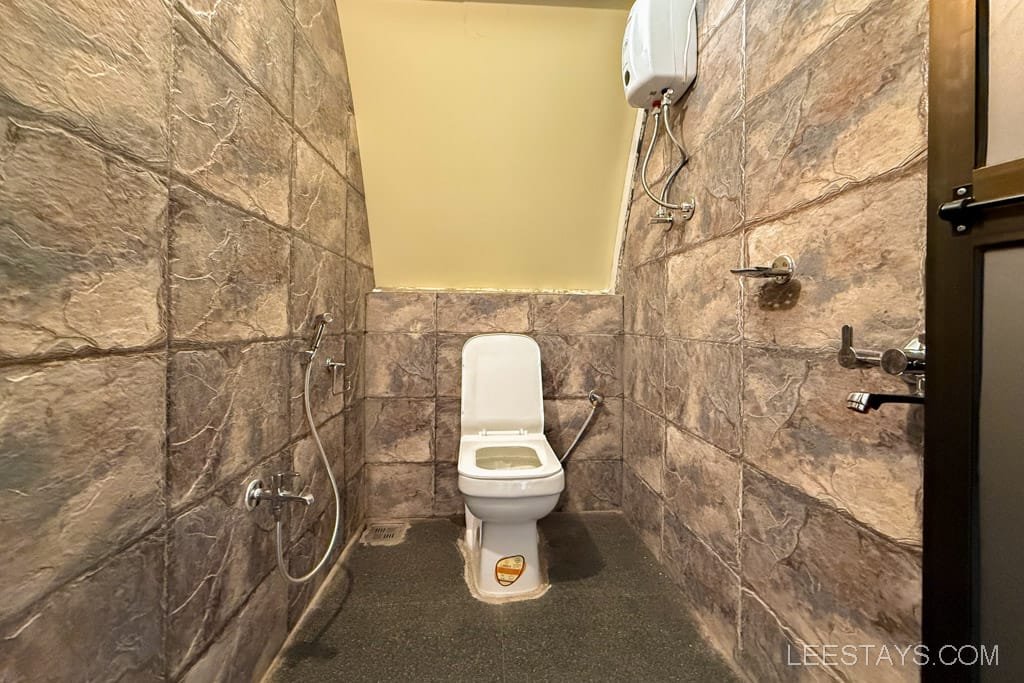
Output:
top-left (495, 555), bottom-right (525, 586)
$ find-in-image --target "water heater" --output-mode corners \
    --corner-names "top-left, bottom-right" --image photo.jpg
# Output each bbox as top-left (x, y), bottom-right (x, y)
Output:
top-left (622, 0), bottom-right (697, 110)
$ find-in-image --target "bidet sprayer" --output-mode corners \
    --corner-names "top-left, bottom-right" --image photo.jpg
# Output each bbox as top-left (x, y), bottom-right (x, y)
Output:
top-left (309, 313), bottom-right (333, 355)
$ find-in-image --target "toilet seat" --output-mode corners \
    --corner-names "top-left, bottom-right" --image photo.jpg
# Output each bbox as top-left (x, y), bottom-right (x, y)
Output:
top-left (457, 434), bottom-right (561, 480)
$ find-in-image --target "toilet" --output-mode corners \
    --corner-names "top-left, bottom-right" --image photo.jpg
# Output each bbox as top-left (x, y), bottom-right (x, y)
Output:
top-left (457, 334), bottom-right (564, 598)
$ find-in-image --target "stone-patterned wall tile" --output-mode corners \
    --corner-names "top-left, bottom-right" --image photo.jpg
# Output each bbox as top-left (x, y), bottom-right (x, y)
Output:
top-left (290, 335), bottom-right (345, 438)
top-left (741, 469), bottom-right (921, 674)
top-left (290, 237), bottom-right (348, 337)
top-left (365, 398), bottom-right (434, 463)
top-left (365, 463), bottom-right (433, 519)
top-left (0, 0), bottom-right (171, 164)
top-left (436, 293), bottom-right (531, 333)
top-left (179, 573), bottom-right (288, 683)
top-left (536, 334), bottom-right (623, 398)
top-left (435, 398), bottom-right (462, 463)
top-left (168, 342), bottom-right (290, 511)
top-left (744, 0), bottom-right (928, 219)
top-left (677, 8), bottom-right (743, 149)
top-left (291, 415), bottom-right (345, 541)
top-left (544, 398), bottom-right (623, 462)
top-left (664, 119), bottom-right (744, 251)
top-left (663, 424), bottom-right (741, 566)
top-left (623, 259), bottom-right (666, 336)
top-left (434, 463), bottom-right (462, 517)
top-left (0, 534), bottom-right (164, 682)
top-left (344, 331), bottom-right (365, 405)
top-left (365, 333), bottom-right (435, 397)
top-left (737, 591), bottom-right (837, 683)
top-left (0, 118), bottom-right (166, 359)
top-left (344, 401), bottom-right (365, 481)
top-left (347, 113), bottom-right (365, 191)
top-left (624, 334), bottom-right (665, 415)
top-left (344, 259), bottom-right (375, 334)
top-left (177, 0), bottom-right (293, 114)
top-left (623, 400), bottom-right (665, 494)
top-left (562, 460), bottom-right (622, 512)
top-left (287, 512), bottom-right (336, 628)
top-left (345, 466), bottom-right (366, 539)
top-left (346, 185), bottom-right (373, 267)
top-left (662, 511), bottom-right (740, 660)
top-left (743, 348), bottom-right (923, 543)
top-left (531, 294), bottom-right (623, 335)
top-left (295, 0), bottom-right (350, 81)
top-left (746, 0), bottom-right (875, 101)
top-left (293, 137), bottom-right (347, 254)
top-left (0, 355), bottom-right (165, 623)
top-left (664, 340), bottom-right (741, 453)
top-left (621, 467), bottom-right (663, 559)
top-left (171, 16), bottom-right (291, 225)
top-left (294, 35), bottom-right (349, 173)
top-left (623, 193), bottom-right (667, 268)
top-left (170, 185), bottom-right (290, 342)
top-left (436, 334), bottom-right (471, 397)
top-left (665, 234), bottom-right (742, 343)
top-left (745, 169), bottom-right (926, 351)
top-left (366, 292), bottom-right (436, 333)
top-left (166, 459), bottom-right (282, 676)
top-left (697, 0), bottom-right (741, 43)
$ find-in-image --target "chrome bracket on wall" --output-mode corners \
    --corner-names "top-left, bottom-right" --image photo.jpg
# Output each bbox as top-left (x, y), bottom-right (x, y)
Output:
top-left (730, 255), bottom-right (795, 285)
top-left (325, 358), bottom-right (347, 396)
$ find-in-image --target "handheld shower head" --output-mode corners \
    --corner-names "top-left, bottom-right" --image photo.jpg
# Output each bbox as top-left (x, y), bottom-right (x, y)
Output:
top-left (308, 313), bottom-right (333, 355)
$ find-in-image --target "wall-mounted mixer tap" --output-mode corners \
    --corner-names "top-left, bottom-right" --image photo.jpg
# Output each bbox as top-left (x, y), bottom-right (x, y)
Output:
top-left (837, 325), bottom-right (926, 413)
top-left (244, 472), bottom-right (314, 517)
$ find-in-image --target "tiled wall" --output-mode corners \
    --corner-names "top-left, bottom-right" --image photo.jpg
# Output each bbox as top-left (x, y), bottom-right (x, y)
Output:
top-left (362, 291), bottom-right (625, 519)
top-left (618, 0), bottom-right (927, 680)
top-left (0, 1), bottom-right (373, 680)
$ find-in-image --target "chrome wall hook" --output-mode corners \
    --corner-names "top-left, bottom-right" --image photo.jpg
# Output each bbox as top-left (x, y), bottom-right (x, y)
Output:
top-left (731, 255), bottom-right (795, 285)
top-left (325, 358), bottom-right (346, 396)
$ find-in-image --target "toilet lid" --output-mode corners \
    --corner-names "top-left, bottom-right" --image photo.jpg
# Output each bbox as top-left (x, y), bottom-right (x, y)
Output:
top-left (460, 334), bottom-right (544, 435)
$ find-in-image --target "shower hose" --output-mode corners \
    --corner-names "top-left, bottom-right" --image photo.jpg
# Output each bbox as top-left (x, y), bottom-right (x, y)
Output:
top-left (560, 390), bottom-right (605, 464)
top-left (274, 352), bottom-right (342, 584)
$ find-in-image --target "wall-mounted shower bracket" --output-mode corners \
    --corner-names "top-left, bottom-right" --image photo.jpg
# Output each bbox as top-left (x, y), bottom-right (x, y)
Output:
top-left (325, 358), bottom-right (347, 396)
top-left (731, 255), bottom-right (795, 285)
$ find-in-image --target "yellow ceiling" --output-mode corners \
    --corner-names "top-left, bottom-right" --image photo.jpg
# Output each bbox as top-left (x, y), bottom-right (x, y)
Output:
top-left (336, 0), bottom-right (637, 291)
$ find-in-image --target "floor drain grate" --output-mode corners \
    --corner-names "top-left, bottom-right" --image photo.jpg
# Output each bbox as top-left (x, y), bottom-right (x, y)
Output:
top-left (361, 522), bottom-right (408, 546)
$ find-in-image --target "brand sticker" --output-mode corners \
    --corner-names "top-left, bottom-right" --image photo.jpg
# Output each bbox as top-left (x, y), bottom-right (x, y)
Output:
top-left (495, 555), bottom-right (526, 586)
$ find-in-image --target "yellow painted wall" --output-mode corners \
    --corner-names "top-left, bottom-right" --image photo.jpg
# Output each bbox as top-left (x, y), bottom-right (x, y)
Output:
top-left (336, 0), bottom-right (636, 291)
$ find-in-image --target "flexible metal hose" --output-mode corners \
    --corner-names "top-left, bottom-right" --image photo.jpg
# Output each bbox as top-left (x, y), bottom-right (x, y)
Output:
top-left (560, 391), bottom-right (604, 464)
top-left (274, 353), bottom-right (342, 584)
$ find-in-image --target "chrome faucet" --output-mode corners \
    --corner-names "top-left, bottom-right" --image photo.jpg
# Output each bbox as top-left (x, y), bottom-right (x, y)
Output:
top-left (838, 325), bottom-right (926, 413)
top-left (244, 472), bottom-right (314, 517)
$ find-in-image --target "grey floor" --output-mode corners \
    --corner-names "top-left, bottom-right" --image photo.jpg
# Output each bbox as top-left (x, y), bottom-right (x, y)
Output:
top-left (269, 512), bottom-right (737, 682)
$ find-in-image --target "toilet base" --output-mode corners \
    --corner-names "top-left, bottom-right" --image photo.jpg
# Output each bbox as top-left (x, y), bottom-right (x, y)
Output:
top-left (463, 506), bottom-right (546, 599)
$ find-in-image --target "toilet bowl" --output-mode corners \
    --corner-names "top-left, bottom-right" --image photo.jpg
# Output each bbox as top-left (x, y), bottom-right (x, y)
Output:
top-left (457, 334), bottom-right (564, 598)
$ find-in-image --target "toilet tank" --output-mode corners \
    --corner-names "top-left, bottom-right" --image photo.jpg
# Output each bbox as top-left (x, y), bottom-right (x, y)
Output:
top-left (461, 334), bottom-right (544, 435)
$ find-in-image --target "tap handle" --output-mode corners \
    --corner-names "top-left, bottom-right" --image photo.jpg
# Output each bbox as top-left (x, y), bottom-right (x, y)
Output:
top-left (880, 333), bottom-right (927, 376)
top-left (271, 471), bottom-right (301, 493)
top-left (838, 325), bottom-right (881, 369)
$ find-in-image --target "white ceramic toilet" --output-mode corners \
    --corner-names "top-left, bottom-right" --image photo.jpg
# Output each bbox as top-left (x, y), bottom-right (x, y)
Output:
top-left (457, 334), bottom-right (564, 598)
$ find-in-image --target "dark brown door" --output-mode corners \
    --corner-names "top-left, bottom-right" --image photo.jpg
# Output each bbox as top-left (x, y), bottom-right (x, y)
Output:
top-left (926, 1), bottom-right (1024, 680)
